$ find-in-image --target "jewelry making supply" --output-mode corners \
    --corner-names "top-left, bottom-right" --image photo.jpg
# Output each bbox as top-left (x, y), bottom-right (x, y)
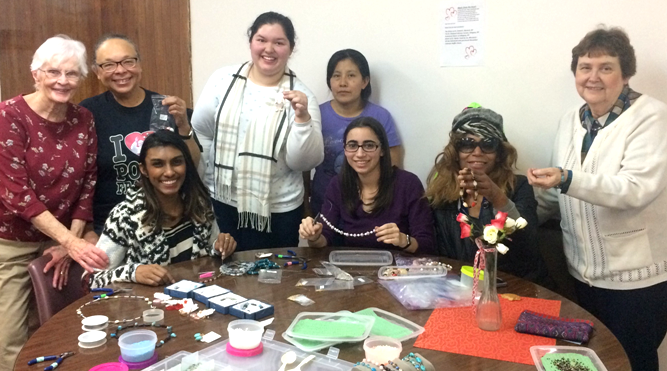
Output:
top-left (219, 261), bottom-right (254, 276)
top-left (385, 360), bottom-right (404, 371)
top-left (247, 258), bottom-right (280, 275)
top-left (402, 353), bottom-right (426, 371)
top-left (28, 351), bottom-right (74, 370)
top-left (91, 287), bottom-right (132, 300)
top-left (77, 295), bottom-right (153, 324)
top-left (110, 322), bottom-right (175, 348)
top-left (319, 213), bottom-right (375, 237)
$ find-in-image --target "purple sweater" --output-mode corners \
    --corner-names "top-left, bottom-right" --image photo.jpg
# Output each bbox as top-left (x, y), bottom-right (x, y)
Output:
top-left (321, 169), bottom-right (435, 254)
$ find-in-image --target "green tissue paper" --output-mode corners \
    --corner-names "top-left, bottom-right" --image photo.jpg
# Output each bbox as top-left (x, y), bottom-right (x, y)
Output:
top-left (292, 319), bottom-right (366, 338)
top-left (356, 308), bottom-right (413, 339)
top-left (541, 353), bottom-right (598, 371)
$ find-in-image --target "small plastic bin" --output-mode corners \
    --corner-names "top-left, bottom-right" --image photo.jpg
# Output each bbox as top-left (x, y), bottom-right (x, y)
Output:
top-left (118, 329), bottom-right (157, 363)
top-left (164, 280), bottom-right (204, 299)
top-left (377, 265), bottom-right (448, 280)
top-left (229, 299), bottom-right (274, 320)
top-left (355, 307), bottom-right (425, 341)
top-left (285, 312), bottom-right (375, 342)
top-left (530, 345), bottom-right (608, 371)
top-left (192, 285), bottom-right (230, 306)
top-left (460, 265), bottom-right (484, 287)
top-left (257, 269), bottom-right (282, 284)
top-left (143, 309), bottom-right (164, 324)
top-left (228, 320), bottom-right (264, 350)
top-left (329, 250), bottom-right (393, 266)
top-left (363, 336), bottom-right (402, 364)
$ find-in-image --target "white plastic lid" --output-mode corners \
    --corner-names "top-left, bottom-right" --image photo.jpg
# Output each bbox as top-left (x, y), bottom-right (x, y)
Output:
top-left (329, 250), bottom-right (393, 266)
top-left (82, 315), bottom-right (108, 327)
top-left (78, 330), bottom-right (107, 348)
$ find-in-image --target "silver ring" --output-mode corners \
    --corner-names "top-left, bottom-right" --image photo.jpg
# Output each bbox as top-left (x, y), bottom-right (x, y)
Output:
top-left (60, 271), bottom-right (64, 275)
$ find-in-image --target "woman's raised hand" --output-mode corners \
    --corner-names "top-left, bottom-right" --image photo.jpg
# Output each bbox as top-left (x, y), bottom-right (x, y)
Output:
top-left (299, 216), bottom-right (322, 242)
top-left (65, 237), bottom-right (109, 273)
top-left (283, 90), bottom-right (311, 123)
top-left (458, 168), bottom-right (508, 208)
top-left (214, 233), bottom-right (237, 258)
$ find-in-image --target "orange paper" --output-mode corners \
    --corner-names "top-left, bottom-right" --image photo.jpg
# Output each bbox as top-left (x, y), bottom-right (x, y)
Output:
top-left (414, 296), bottom-right (561, 364)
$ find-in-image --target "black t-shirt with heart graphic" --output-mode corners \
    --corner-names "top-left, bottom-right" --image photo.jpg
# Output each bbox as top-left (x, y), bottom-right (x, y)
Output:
top-left (81, 88), bottom-right (166, 231)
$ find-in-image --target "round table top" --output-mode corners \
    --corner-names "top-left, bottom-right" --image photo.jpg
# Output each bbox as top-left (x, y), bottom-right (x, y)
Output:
top-left (15, 247), bottom-right (631, 371)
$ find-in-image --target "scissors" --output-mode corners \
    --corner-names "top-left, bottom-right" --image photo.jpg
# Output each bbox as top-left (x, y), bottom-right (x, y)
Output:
top-left (28, 351), bottom-right (74, 370)
top-left (91, 287), bottom-right (132, 299)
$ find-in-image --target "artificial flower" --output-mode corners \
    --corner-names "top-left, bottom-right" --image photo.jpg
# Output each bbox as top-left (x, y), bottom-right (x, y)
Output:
top-left (515, 217), bottom-right (527, 229)
top-left (496, 243), bottom-right (509, 255)
top-left (460, 222), bottom-right (471, 239)
top-left (483, 225), bottom-right (499, 244)
top-left (456, 213), bottom-right (469, 223)
top-left (504, 217), bottom-right (516, 230)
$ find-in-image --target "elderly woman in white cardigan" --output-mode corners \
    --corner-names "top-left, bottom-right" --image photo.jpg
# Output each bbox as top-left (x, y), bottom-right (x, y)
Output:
top-left (528, 26), bottom-right (667, 371)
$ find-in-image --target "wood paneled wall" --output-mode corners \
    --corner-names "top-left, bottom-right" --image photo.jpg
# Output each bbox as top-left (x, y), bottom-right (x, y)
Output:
top-left (0, 0), bottom-right (193, 106)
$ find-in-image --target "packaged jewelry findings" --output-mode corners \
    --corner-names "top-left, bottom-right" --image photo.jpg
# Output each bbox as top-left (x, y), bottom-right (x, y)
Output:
top-left (77, 295), bottom-right (154, 324)
top-left (110, 322), bottom-right (176, 348)
top-left (219, 261), bottom-right (254, 276)
top-left (319, 213), bottom-right (375, 238)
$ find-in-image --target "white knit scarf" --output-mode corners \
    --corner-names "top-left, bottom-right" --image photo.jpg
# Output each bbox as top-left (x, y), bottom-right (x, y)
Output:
top-left (212, 62), bottom-right (294, 232)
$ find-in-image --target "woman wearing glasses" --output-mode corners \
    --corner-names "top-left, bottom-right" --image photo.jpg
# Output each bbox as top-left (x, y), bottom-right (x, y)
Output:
top-left (299, 117), bottom-right (434, 253)
top-left (0, 35), bottom-right (109, 368)
top-left (426, 105), bottom-right (549, 283)
top-left (80, 34), bottom-right (200, 236)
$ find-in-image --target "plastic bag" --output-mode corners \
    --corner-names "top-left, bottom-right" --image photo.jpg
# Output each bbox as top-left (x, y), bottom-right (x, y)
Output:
top-left (150, 94), bottom-right (176, 131)
top-left (315, 280), bottom-right (354, 291)
top-left (313, 267), bottom-right (333, 276)
top-left (288, 294), bottom-right (315, 306)
top-left (378, 276), bottom-right (470, 310)
top-left (352, 276), bottom-right (374, 286)
top-left (321, 261), bottom-right (353, 281)
top-left (295, 278), bottom-right (335, 287)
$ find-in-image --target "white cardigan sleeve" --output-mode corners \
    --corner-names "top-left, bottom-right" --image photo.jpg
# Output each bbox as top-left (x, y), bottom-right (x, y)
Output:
top-left (565, 97), bottom-right (667, 210)
top-left (284, 79), bottom-right (324, 171)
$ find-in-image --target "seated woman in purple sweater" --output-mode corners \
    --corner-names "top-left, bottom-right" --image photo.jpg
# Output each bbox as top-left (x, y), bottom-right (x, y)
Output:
top-left (299, 117), bottom-right (434, 253)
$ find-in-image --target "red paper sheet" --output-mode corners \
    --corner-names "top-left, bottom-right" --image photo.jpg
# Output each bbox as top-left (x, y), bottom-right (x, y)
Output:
top-left (414, 296), bottom-right (561, 365)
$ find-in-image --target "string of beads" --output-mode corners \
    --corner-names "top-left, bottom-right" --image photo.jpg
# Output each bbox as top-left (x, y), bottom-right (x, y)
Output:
top-left (76, 295), bottom-right (153, 324)
top-left (319, 213), bottom-right (375, 238)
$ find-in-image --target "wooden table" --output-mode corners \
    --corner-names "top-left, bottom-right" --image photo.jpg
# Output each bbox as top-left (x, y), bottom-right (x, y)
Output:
top-left (15, 247), bottom-right (631, 370)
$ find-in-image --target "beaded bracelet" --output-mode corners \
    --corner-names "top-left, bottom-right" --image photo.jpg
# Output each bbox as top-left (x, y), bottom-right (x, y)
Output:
top-left (554, 167), bottom-right (565, 189)
top-left (110, 322), bottom-right (176, 348)
top-left (402, 353), bottom-right (426, 371)
top-left (77, 295), bottom-right (154, 324)
top-left (385, 361), bottom-right (404, 371)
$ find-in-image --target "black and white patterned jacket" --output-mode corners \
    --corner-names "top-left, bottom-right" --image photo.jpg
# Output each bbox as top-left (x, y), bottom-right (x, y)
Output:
top-left (91, 187), bottom-right (219, 288)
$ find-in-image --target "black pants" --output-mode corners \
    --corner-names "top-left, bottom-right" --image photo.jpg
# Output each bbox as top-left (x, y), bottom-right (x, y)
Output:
top-left (212, 199), bottom-right (302, 251)
top-left (575, 279), bottom-right (667, 371)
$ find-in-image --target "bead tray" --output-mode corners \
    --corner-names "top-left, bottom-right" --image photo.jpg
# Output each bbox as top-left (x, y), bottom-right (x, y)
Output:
top-left (377, 265), bottom-right (448, 280)
top-left (142, 339), bottom-right (354, 371)
top-left (329, 250), bottom-right (393, 266)
top-left (285, 312), bottom-right (376, 342)
top-left (530, 345), bottom-right (608, 371)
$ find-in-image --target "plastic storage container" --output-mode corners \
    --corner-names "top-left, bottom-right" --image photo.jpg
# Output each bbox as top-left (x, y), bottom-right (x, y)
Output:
top-left (377, 265), bottom-right (448, 280)
top-left (329, 250), bottom-right (393, 266)
top-left (228, 320), bottom-right (264, 350)
top-left (142, 309), bottom-right (164, 324)
top-left (530, 345), bottom-right (608, 371)
top-left (363, 336), bottom-right (402, 364)
top-left (356, 307), bottom-right (425, 341)
top-left (460, 265), bottom-right (484, 287)
top-left (118, 330), bottom-right (157, 363)
top-left (285, 312), bottom-right (376, 342)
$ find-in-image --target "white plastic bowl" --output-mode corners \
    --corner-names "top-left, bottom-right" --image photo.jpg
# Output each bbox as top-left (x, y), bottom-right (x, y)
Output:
top-left (228, 320), bottom-right (263, 350)
top-left (118, 329), bottom-right (157, 363)
top-left (363, 336), bottom-right (402, 364)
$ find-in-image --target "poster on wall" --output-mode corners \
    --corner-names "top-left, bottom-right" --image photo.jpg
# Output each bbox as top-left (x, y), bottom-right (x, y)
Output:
top-left (440, 0), bottom-right (485, 67)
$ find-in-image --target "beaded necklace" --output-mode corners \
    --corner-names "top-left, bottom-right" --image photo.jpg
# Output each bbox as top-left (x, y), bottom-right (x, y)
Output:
top-left (77, 295), bottom-right (154, 324)
top-left (319, 213), bottom-right (375, 238)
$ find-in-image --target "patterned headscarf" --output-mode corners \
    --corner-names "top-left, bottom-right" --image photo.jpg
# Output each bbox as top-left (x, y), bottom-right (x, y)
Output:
top-left (451, 103), bottom-right (507, 141)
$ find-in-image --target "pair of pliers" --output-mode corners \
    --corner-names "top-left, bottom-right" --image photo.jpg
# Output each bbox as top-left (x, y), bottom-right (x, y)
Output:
top-left (91, 287), bottom-right (132, 299)
top-left (277, 250), bottom-right (308, 270)
top-left (28, 351), bottom-right (74, 370)
top-left (275, 249), bottom-right (298, 259)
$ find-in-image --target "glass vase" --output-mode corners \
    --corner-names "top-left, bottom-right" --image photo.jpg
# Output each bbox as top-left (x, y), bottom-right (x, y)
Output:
top-left (476, 242), bottom-right (502, 331)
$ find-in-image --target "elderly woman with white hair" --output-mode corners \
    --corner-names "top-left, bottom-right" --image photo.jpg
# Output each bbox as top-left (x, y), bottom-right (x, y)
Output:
top-left (0, 34), bottom-right (109, 367)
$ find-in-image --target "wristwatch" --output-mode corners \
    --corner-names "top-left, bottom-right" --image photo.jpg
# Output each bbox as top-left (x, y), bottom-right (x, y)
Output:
top-left (400, 234), bottom-right (412, 250)
top-left (180, 127), bottom-right (193, 140)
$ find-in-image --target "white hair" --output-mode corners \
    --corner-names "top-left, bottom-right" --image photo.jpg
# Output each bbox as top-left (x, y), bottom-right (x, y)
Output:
top-left (30, 34), bottom-right (88, 78)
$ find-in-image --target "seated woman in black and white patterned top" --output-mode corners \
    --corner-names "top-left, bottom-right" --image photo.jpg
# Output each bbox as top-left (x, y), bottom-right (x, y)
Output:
top-left (90, 130), bottom-right (237, 288)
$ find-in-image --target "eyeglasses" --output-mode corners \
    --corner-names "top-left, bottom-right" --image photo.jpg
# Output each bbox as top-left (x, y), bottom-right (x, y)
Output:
top-left (344, 141), bottom-right (380, 152)
top-left (96, 57), bottom-right (138, 73)
top-left (456, 137), bottom-right (500, 154)
top-left (38, 69), bottom-right (81, 81)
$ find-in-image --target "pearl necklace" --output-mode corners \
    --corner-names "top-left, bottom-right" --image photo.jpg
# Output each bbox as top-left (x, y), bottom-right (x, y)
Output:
top-left (319, 213), bottom-right (375, 238)
top-left (77, 295), bottom-right (154, 324)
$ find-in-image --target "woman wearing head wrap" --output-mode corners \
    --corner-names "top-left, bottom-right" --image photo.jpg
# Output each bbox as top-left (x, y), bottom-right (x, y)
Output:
top-left (426, 104), bottom-right (549, 284)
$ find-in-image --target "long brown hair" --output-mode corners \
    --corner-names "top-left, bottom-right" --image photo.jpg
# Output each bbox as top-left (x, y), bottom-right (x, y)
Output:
top-left (426, 132), bottom-right (518, 207)
top-left (138, 130), bottom-right (214, 230)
